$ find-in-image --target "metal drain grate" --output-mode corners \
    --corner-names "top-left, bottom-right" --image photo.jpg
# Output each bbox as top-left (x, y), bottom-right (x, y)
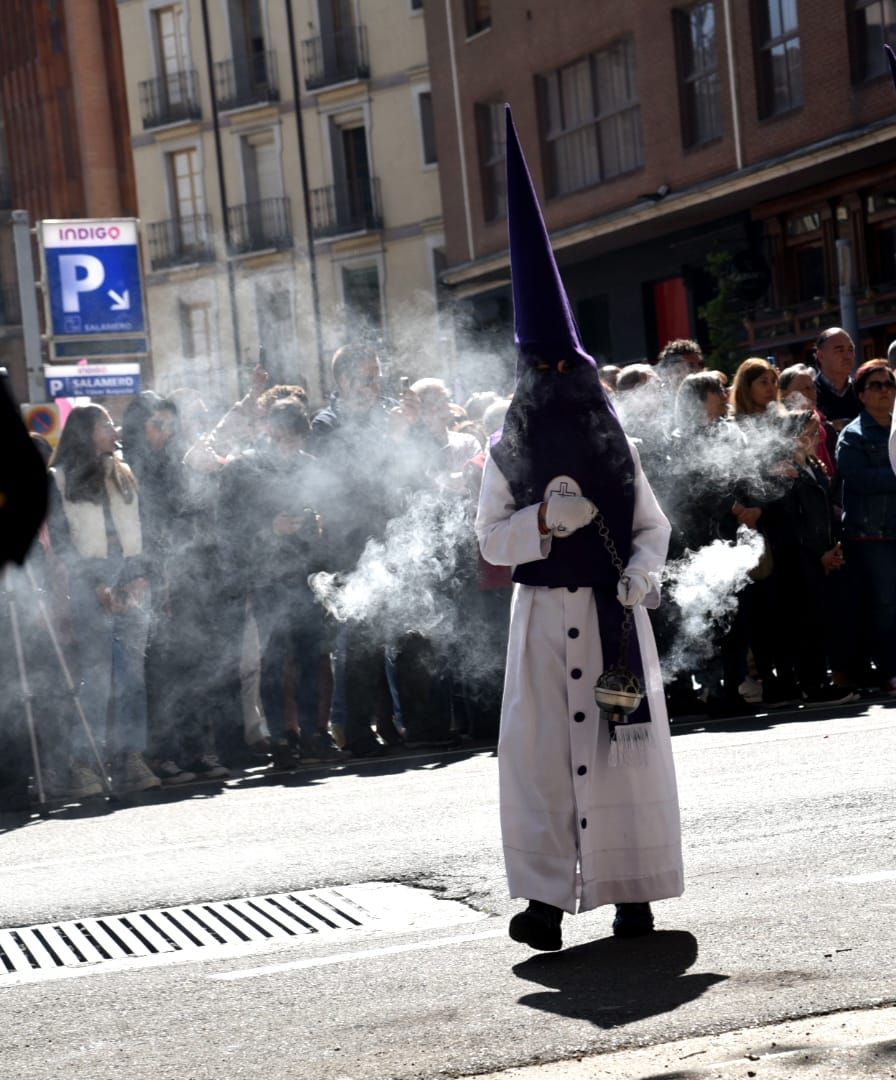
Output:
top-left (0, 887), bottom-right (374, 981)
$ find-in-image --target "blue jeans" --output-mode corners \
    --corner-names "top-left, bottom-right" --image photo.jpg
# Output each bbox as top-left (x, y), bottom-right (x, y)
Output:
top-left (330, 627), bottom-right (399, 743)
top-left (110, 606), bottom-right (150, 754)
top-left (69, 564), bottom-right (150, 760)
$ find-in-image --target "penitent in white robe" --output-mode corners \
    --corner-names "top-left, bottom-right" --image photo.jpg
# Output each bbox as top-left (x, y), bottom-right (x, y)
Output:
top-left (475, 441), bottom-right (684, 914)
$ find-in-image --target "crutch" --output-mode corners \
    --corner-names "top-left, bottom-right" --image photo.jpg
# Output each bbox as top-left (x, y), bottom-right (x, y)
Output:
top-left (21, 562), bottom-right (116, 800)
top-left (3, 572), bottom-right (46, 807)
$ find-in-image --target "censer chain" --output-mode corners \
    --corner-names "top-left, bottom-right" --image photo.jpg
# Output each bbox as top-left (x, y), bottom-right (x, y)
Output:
top-left (592, 503), bottom-right (635, 660)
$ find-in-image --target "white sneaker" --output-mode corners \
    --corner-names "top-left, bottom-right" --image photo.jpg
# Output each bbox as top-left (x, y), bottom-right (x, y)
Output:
top-left (154, 760), bottom-right (197, 785)
top-left (738, 676), bottom-right (763, 704)
top-left (190, 754), bottom-right (230, 779)
top-left (119, 752), bottom-right (161, 793)
top-left (66, 764), bottom-right (104, 799)
top-left (67, 762), bottom-right (105, 799)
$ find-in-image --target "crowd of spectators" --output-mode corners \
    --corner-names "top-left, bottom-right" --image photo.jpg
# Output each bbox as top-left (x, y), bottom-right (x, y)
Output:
top-left (1, 343), bottom-right (513, 804)
top-left (2, 326), bottom-right (894, 807)
top-left (612, 330), bottom-right (896, 718)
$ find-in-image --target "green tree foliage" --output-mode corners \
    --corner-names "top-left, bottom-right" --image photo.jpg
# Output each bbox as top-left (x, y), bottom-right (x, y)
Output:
top-left (698, 251), bottom-right (745, 375)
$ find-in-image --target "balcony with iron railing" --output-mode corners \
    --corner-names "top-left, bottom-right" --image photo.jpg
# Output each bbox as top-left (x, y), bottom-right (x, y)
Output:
top-left (228, 197), bottom-right (293, 255)
top-left (309, 179), bottom-right (382, 239)
top-left (302, 25), bottom-right (369, 91)
top-left (214, 50), bottom-right (279, 111)
top-left (0, 284), bottom-right (22, 327)
top-left (139, 69), bottom-right (201, 129)
top-left (147, 214), bottom-right (215, 270)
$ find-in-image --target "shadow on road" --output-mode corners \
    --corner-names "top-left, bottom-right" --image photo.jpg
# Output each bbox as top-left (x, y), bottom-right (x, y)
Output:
top-left (0, 743), bottom-right (498, 834)
top-left (512, 930), bottom-right (727, 1028)
top-left (673, 695), bottom-right (896, 736)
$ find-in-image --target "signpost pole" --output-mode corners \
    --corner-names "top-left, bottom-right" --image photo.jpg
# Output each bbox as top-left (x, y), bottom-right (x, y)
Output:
top-left (836, 238), bottom-right (860, 361)
top-left (12, 210), bottom-right (45, 403)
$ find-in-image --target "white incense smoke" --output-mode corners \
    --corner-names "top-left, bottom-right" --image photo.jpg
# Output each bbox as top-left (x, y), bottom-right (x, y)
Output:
top-left (309, 487), bottom-right (470, 646)
top-left (662, 525), bottom-right (766, 677)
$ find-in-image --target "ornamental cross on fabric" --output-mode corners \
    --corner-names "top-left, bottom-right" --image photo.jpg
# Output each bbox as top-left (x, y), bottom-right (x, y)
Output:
top-left (549, 479), bottom-right (577, 498)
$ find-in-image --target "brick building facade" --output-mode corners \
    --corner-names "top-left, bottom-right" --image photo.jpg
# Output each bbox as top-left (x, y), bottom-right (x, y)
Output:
top-left (423, 0), bottom-right (896, 371)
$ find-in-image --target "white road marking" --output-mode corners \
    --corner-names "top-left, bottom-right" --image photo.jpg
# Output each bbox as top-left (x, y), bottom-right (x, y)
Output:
top-left (0, 839), bottom-right (228, 873)
top-left (834, 869), bottom-right (896, 884)
top-left (208, 927), bottom-right (508, 981)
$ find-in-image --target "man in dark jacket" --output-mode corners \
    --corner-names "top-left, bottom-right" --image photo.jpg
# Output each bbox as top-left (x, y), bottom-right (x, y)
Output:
top-left (310, 344), bottom-right (406, 755)
top-left (814, 327), bottom-right (859, 431)
top-left (221, 398), bottom-right (339, 764)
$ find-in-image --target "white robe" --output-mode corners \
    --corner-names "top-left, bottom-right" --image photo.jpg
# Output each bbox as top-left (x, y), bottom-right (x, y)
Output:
top-left (475, 443), bottom-right (684, 914)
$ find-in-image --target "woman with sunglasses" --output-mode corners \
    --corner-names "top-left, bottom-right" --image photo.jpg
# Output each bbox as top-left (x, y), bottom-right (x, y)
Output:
top-left (836, 360), bottom-right (896, 695)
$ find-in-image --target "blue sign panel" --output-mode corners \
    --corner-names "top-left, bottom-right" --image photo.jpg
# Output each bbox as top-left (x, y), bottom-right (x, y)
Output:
top-left (45, 363), bottom-right (142, 398)
top-left (41, 220), bottom-right (145, 338)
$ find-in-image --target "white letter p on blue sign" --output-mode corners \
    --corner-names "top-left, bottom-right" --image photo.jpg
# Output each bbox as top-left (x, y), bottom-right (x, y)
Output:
top-left (59, 253), bottom-right (105, 314)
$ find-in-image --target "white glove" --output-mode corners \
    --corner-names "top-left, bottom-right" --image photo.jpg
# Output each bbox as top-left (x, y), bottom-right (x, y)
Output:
top-left (617, 568), bottom-right (652, 608)
top-left (544, 493), bottom-right (597, 537)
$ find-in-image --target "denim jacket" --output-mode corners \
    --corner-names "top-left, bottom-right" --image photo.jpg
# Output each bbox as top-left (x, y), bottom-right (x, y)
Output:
top-left (836, 410), bottom-right (896, 540)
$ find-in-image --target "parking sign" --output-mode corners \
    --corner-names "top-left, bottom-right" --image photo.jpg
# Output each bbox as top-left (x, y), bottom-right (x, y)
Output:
top-left (41, 219), bottom-right (145, 337)
top-left (44, 362), bottom-right (142, 399)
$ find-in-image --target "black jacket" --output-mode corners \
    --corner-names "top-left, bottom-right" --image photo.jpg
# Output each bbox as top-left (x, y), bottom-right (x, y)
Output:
top-left (310, 398), bottom-right (418, 571)
top-left (815, 373), bottom-right (859, 426)
top-left (218, 446), bottom-right (327, 593)
top-left (762, 459), bottom-right (838, 561)
top-left (664, 422), bottom-right (747, 556)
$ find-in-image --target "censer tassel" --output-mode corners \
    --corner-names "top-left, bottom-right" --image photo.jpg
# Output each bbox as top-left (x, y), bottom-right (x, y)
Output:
top-left (608, 722), bottom-right (651, 769)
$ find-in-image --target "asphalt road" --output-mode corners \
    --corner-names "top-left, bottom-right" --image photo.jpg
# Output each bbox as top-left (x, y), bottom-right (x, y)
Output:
top-left (0, 698), bottom-right (894, 1079)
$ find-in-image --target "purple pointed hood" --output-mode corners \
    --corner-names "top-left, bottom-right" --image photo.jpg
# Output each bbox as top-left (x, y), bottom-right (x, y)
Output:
top-left (505, 105), bottom-right (595, 369)
top-left (493, 109), bottom-right (642, 689)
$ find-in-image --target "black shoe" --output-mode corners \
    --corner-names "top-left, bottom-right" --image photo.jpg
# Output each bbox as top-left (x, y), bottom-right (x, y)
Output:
top-left (705, 694), bottom-right (758, 720)
top-left (801, 684), bottom-right (860, 706)
top-left (376, 715), bottom-right (406, 747)
top-left (508, 900), bottom-right (563, 951)
top-left (403, 730), bottom-right (462, 749)
top-left (761, 678), bottom-right (800, 709)
top-left (301, 733), bottom-right (345, 763)
top-left (666, 689), bottom-right (708, 719)
top-left (344, 732), bottom-right (388, 758)
top-left (612, 902), bottom-right (654, 938)
top-left (270, 741), bottom-right (302, 770)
